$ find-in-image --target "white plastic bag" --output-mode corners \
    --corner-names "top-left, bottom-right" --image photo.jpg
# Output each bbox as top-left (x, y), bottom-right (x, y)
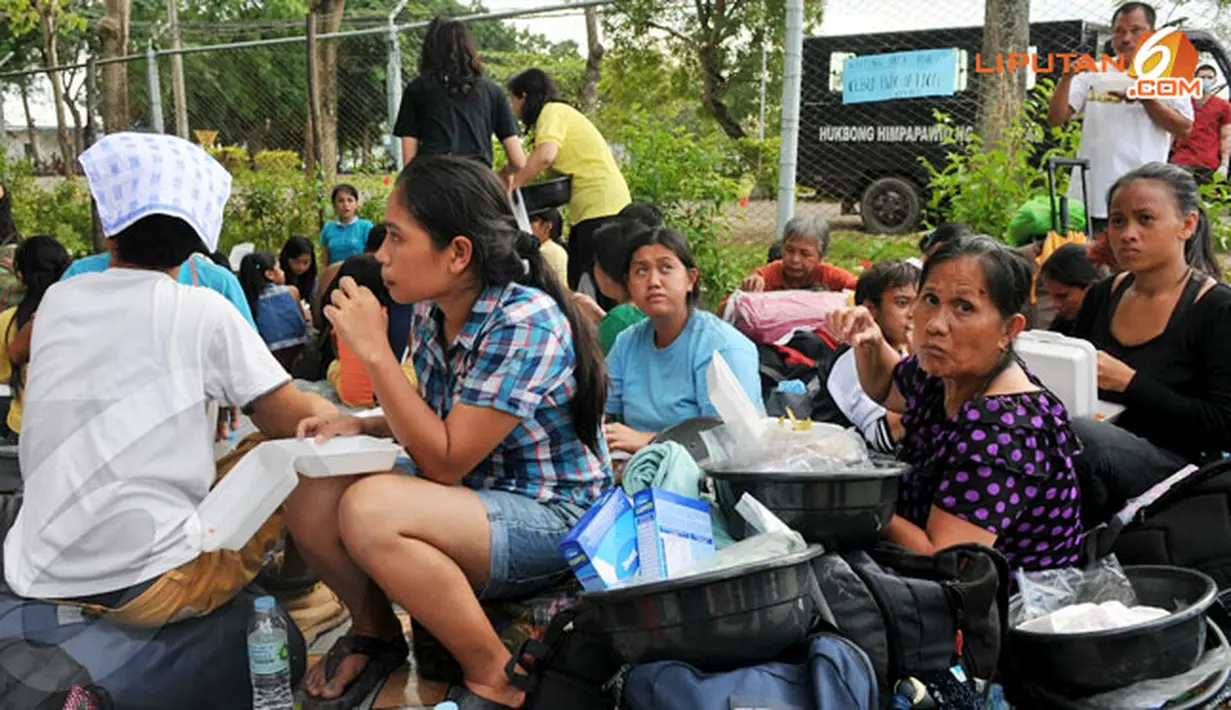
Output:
top-left (509, 190), bottom-right (533, 233)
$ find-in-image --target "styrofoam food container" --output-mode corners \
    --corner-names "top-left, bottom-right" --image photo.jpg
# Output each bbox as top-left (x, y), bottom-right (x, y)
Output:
top-left (1015, 330), bottom-right (1097, 417)
top-left (280, 435), bottom-right (404, 478)
top-left (198, 441), bottom-right (299, 552)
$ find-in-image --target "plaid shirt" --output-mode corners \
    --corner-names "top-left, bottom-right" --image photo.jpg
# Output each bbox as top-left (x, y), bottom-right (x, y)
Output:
top-left (404, 282), bottom-right (612, 507)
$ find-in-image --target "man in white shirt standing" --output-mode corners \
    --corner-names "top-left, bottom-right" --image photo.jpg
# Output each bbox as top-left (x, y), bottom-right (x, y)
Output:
top-left (2, 132), bottom-right (335, 628)
top-left (1047, 2), bottom-right (1194, 272)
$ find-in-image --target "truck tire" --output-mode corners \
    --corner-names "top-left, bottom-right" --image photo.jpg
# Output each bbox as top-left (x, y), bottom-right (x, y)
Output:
top-left (860, 177), bottom-right (922, 234)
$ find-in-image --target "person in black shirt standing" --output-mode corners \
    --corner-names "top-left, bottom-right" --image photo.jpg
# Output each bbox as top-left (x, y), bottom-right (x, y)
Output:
top-left (392, 17), bottom-right (526, 171)
top-left (1069, 162), bottom-right (1231, 526)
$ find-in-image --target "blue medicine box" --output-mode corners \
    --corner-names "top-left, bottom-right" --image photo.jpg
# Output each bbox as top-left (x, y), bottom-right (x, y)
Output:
top-left (559, 488), bottom-right (640, 592)
top-left (633, 488), bottom-right (715, 582)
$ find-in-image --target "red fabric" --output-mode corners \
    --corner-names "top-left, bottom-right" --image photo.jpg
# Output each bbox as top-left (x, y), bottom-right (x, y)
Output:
top-left (774, 344), bottom-right (815, 367)
top-left (1171, 96), bottom-right (1231, 171)
top-left (753, 260), bottom-right (859, 292)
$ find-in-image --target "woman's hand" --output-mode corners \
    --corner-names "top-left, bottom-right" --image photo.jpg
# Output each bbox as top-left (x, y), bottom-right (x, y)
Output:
top-left (741, 274), bottom-right (767, 292)
top-left (297, 413), bottom-right (364, 443)
top-left (825, 306), bottom-right (886, 350)
top-left (571, 292), bottom-right (607, 325)
top-left (324, 277), bottom-right (389, 363)
top-left (1097, 350), bottom-right (1137, 392)
top-left (605, 422), bottom-right (654, 454)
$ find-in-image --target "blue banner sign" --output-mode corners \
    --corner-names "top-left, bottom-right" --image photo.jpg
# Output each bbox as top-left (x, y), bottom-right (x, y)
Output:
top-left (842, 48), bottom-right (961, 104)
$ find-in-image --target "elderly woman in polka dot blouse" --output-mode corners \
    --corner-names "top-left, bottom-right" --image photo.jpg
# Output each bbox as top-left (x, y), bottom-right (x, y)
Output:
top-left (827, 235), bottom-right (1084, 571)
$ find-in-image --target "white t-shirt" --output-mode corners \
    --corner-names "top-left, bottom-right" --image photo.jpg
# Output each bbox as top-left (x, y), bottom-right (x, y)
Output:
top-left (3, 269), bottom-right (290, 599)
top-left (826, 348), bottom-right (894, 454)
top-left (1066, 71), bottom-right (1194, 219)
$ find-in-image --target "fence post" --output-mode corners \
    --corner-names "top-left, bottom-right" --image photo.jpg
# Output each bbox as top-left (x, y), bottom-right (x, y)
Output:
top-left (146, 44), bottom-right (165, 133)
top-left (776, 0), bottom-right (804, 239)
top-left (386, 0), bottom-right (408, 169)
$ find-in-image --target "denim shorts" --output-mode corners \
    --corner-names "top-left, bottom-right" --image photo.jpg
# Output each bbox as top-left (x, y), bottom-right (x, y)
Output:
top-left (474, 489), bottom-right (584, 601)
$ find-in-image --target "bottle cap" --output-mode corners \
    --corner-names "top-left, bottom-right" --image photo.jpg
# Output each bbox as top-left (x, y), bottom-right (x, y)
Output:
top-left (433, 703), bottom-right (459, 710)
top-left (254, 596), bottom-right (276, 612)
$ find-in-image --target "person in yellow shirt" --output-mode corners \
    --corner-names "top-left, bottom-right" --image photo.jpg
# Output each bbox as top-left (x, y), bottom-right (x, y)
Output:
top-left (0, 236), bottom-right (71, 438)
top-left (505, 68), bottom-right (631, 309)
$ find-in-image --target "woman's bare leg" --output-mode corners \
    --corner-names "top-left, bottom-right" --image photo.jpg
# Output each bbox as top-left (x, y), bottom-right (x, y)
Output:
top-left (285, 474), bottom-right (402, 698)
top-left (340, 474), bottom-right (525, 707)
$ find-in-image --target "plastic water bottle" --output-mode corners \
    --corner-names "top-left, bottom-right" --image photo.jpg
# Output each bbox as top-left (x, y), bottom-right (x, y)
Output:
top-left (248, 595), bottom-right (294, 709)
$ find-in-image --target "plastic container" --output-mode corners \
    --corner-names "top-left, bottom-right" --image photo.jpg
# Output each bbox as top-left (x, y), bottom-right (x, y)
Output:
top-left (278, 436), bottom-right (403, 478)
top-left (1015, 330), bottom-right (1097, 418)
top-left (521, 176), bottom-right (573, 213)
top-left (248, 595), bottom-right (294, 709)
top-left (198, 442), bottom-right (299, 552)
top-left (582, 544), bottom-right (825, 670)
top-left (708, 455), bottom-right (906, 550)
top-left (1007, 565), bottom-right (1218, 696)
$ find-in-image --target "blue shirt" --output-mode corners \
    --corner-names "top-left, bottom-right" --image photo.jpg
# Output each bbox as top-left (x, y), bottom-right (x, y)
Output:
top-left (319, 219), bottom-right (374, 264)
top-left (404, 282), bottom-right (612, 507)
top-left (60, 252), bottom-right (256, 330)
top-left (606, 309), bottom-right (764, 434)
top-left (256, 284), bottom-right (308, 350)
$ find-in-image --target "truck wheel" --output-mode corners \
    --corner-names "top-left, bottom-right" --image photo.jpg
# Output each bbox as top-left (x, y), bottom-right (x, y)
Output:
top-left (860, 177), bottom-right (922, 234)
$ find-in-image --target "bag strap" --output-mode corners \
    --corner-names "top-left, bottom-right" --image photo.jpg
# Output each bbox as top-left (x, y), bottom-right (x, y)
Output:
top-left (1087, 459), bottom-right (1231, 560)
top-left (188, 255), bottom-right (200, 286)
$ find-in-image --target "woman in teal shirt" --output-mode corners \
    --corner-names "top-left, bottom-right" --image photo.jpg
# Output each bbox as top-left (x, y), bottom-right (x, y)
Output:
top-left (604, 226), bottom-right (763, 454)
top-left (319, 184), bottom-right (375, 266)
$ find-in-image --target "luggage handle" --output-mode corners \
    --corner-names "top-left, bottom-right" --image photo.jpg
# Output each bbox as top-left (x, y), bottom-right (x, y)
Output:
top-left (1087, 459), bottom-right (1231, 560)
top-left (1046, 157), bottom-right (1092, 237)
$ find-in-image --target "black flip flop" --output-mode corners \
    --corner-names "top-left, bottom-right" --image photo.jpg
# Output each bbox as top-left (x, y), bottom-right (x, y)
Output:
top-left (301, 633), bottom-right (409, 710)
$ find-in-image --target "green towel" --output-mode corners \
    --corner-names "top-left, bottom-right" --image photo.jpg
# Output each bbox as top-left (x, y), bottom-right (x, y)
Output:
top-left (621, 441), bottom-right (735, 549)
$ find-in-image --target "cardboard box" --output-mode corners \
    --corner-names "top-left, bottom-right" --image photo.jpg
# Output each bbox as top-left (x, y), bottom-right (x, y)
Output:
top-left (559, 488), bottom-right (640, 591)
top-left (634, 488), bottom-right (716, 582)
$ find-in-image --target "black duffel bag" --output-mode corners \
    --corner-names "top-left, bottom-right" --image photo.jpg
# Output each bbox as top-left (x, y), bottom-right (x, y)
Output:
top-left (812, 543), bottom-right (1010, 703)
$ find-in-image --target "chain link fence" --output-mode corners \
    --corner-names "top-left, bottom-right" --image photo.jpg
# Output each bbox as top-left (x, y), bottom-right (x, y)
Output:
top-left (2, 0), bottom-right (1228, 247)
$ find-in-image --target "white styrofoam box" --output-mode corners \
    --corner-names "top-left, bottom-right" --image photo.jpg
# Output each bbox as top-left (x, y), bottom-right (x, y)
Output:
top-left (198, 441), bottom-right (299, 552)
top-left (197, 435), bottom-right (403, 552)
top-left (1015, 330), bottom-right (1097, 417)
top-left (279, 435), bottom-right (403, 478)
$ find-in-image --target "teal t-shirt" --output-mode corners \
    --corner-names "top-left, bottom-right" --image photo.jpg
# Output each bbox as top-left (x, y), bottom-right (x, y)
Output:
top-left (605, 309), bottom-right (764, 434)
top-left (319, 218), bottom-right (375, 264)
top-left (598, 303), bottom-right (646, 355)
top-left (60, 252), bottom-right (256, 330)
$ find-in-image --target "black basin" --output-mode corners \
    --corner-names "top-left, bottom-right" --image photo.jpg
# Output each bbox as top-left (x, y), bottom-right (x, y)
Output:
top-left (521, 176), bottom-right (572, 213)
top-left (1007, 565), bottom-right (1218, 696)
top-left (582, 545), bottom-right (825, 671)
top-left (708, 458), bottom-right (905, 551)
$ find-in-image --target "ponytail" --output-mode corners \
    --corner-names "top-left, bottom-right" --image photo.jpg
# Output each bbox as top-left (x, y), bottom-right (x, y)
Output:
top-left (512, 230), bottom-right (607, 456)
top-left (1187, 207), bottom-right (1222, 283)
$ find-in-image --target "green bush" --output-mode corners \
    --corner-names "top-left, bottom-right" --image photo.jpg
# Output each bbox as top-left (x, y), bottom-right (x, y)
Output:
top-left (253, 150), bottom-right (301, 174)
top-left (1201, 173), bottom-right (1231, 254)
top-left (219, 170), bottom-right (319, 255)
top-left (919, 79), bottom-right (1083, 240)
top-left (208, 146), bottom-right (252, 174)
top-left (618, 117), bottom-right (744, 307)
top-left (1, 159), bottom-right (94, 257)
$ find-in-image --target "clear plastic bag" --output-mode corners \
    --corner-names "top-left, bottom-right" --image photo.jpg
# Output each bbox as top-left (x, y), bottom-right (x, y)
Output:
top-left (673, 493), bottom-right (808, 578)
top-left (1009, 554), bottom-right (1141, 629)
top-left (699, 419), bottom-right (898, 476)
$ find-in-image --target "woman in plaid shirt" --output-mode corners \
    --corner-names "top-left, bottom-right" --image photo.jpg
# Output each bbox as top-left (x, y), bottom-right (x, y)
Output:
top-left (290, 155), bottom-right (613, 710)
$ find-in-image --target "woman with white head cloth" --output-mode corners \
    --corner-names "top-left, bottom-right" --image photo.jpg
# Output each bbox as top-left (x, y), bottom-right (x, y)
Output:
top-left (2, 134), bottom-right (336, 678)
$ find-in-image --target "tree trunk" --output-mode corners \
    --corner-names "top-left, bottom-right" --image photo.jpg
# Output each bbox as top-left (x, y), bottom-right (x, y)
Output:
top-left (699, 45), bottom-right (746, 139)
top-left (361, 124), bottom-right (371, 171)
top-left (580, 6), bottom-right (604, 114)
top-left (167, 0), bottom-right (189, 139)
top-left (978, 0), bottom-right (1030, 149)
top-left (38, 5), bottom-right (75, 174)
top-left (100, 0), bottom-right (131, 134)
top-left (312, 0), bottom-right (345, 181)
top-left (65, 81), bottom-right (84, 158)
top-left (19, 84), bottom-right (40, 167)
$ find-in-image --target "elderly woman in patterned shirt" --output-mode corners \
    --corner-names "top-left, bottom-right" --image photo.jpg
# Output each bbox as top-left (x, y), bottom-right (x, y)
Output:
top-left (827, 235), bottom-right (1084, 572)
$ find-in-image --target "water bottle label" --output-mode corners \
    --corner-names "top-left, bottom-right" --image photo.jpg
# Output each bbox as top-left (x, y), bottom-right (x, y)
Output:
top-left (248, 640), bottom-right (289, 675)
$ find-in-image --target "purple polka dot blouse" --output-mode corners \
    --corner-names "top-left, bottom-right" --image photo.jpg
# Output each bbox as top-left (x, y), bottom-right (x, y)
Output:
top-left (893, 355), bottom-right (1084, 571)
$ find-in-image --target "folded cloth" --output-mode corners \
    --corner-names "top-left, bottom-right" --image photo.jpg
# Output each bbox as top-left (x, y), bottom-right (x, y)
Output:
top-left (621, 441), bottom-right (734, 549)
top-left (77, 132), bottom-right (233, 251)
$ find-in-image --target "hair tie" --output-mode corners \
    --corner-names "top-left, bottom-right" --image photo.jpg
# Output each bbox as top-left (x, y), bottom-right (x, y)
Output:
top-left (521, 258), bottom-right (531, 277)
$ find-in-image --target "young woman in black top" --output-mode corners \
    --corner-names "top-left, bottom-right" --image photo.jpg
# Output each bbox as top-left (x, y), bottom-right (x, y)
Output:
top-left (1038, 242), bottom-right (1098, 336)
top-left (392, 17), bottom-right (527, 172)
top-left (1070, 162), bottom-right (1231, 525)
